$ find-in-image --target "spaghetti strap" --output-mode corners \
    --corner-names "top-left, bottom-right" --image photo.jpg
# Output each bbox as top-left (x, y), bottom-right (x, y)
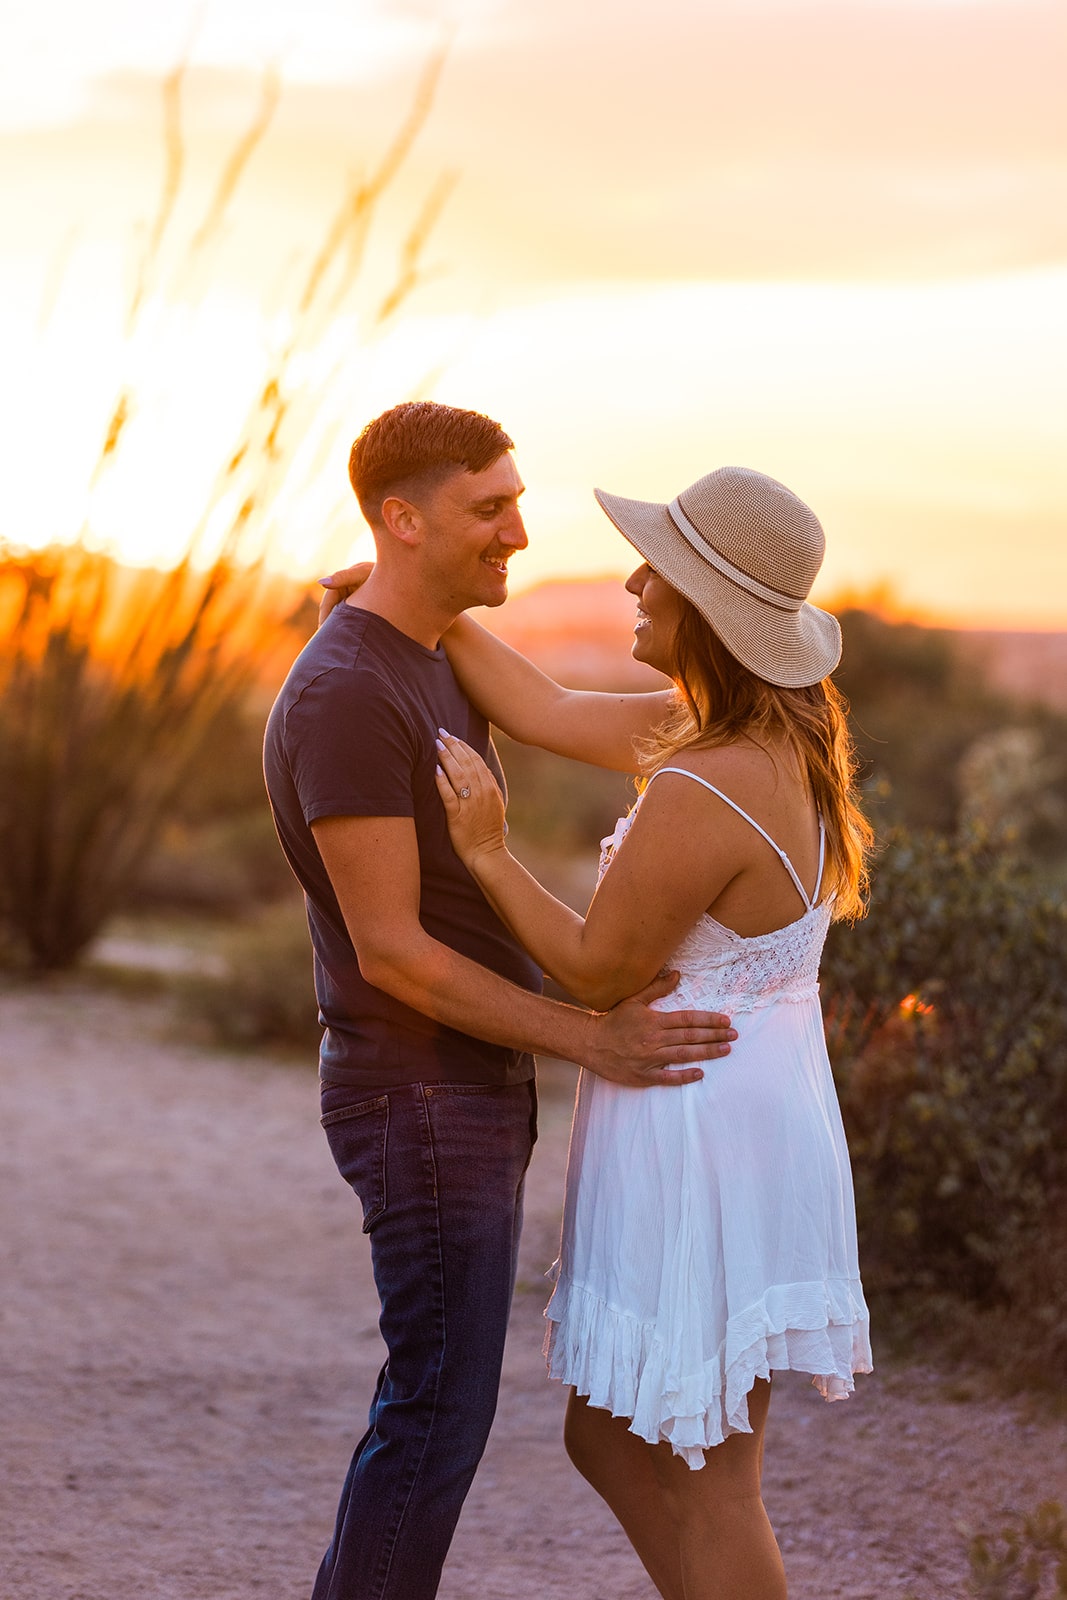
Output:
top-left (813, 815), bottom-right (827, 904)
top-left (646, 765), bottom-right (822, 913)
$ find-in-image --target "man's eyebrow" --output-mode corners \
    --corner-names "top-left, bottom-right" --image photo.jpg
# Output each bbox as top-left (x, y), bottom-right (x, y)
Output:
top-left (468, 485), bottom-right (525, 509)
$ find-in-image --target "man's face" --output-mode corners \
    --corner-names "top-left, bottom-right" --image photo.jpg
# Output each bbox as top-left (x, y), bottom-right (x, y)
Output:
top-left (417, 452), bottom-right (528, 613)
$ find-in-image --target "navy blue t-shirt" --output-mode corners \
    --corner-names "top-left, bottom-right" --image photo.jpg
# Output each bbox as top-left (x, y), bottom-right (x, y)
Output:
top-left (263, 603), bottom-right (541, 1089)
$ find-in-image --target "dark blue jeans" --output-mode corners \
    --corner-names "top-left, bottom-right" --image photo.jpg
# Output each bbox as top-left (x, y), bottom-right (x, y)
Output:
top-left (312, 1077), bottom-right (537, 1600)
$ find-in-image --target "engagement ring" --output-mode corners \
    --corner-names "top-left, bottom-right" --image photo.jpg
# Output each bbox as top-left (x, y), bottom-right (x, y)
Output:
top-left (459, 786), bottom-right (471, 799)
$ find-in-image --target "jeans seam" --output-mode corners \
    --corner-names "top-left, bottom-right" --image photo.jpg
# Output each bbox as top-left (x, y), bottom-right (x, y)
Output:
top-left (362, 1099), bottom-right (389, 1233)
top-left (421, 1081), bottom-right (505, 1096)
top-left (373, 1084), bottom-right (445, 1600)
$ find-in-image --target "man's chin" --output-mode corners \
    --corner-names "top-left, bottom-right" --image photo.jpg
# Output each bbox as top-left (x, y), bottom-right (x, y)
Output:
top-left (458, 589), bottom-right (508, 615)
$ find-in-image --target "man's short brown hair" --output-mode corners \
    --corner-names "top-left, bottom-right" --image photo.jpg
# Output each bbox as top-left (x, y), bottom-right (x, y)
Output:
top-left (348, 402), bottom-right (514, 525)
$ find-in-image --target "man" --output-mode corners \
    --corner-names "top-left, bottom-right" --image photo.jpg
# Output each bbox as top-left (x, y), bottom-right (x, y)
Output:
top-left (263, 401), bottom-right (734, 1600)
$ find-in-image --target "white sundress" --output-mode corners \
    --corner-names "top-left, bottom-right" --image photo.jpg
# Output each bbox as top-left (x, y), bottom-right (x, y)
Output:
top-left (543, 766), bottom-right (873, 1469)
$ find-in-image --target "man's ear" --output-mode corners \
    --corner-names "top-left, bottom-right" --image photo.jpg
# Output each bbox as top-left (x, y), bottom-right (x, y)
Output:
top-left (380, 495), bottom-right (422, 546)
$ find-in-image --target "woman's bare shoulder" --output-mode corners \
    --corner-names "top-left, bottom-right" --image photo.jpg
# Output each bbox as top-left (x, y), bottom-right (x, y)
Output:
top-left (653, 740), bottom-right (790, 801)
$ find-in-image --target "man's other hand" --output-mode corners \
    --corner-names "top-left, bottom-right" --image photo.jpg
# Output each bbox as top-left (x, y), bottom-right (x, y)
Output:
top-left (583, 971), bottom-right (735, 1087)
top-left (317, 562), bottom-right (374, 627)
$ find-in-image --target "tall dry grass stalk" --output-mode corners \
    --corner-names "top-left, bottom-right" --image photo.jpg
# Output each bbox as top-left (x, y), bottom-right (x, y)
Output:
top-left (0, 54), bottom-right (449, 971)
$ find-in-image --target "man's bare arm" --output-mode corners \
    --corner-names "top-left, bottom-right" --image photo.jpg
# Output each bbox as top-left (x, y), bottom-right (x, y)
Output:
top-left (311, 814), bottom-right (734, 1086)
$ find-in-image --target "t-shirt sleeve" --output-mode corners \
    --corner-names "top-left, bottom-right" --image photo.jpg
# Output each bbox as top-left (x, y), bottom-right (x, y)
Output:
top-left (284, 667), bottom-right (418, 824)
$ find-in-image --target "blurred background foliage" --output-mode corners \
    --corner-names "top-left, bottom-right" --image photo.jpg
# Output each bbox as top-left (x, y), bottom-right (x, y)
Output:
top-left (833, 607), bottom-right (1067, 853)
top-left (0, 546), bottom-right (302, 969)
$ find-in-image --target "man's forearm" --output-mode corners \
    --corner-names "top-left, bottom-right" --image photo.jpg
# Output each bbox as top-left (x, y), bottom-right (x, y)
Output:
top-left (361, 930), bottom-right (595, 1061)
top-left (360, 934), bottom-right (731, 1086)
top-left (312, 816), bottom-right (730, 1087)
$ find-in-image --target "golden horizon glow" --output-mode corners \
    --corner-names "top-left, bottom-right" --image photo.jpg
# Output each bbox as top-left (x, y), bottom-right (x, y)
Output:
top-left (3, 0), bottom-right (1065, 631)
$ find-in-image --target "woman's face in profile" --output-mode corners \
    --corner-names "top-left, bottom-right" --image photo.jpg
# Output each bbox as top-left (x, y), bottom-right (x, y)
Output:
top-left (624, 561), bottom-right (688, 675)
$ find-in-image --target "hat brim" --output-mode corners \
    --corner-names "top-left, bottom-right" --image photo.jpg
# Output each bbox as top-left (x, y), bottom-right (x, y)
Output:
top-left (595, 487), bottom-right (842, 689)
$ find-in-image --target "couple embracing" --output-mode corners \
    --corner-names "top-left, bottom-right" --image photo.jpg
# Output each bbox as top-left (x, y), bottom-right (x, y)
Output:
top-left (263, 401), bottom-right (873, 1600)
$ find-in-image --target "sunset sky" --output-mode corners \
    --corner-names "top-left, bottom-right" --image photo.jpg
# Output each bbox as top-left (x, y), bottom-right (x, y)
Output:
top-left (3, 0), bottom-right (1065, 627)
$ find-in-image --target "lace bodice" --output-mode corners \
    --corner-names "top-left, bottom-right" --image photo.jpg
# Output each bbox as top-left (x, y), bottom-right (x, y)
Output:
top-left (598, 795), bottom-right (832, 1016)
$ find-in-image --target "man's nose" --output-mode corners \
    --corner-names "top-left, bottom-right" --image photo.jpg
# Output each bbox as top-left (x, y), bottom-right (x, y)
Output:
top-left (500, 508), bottom-right (528, 550)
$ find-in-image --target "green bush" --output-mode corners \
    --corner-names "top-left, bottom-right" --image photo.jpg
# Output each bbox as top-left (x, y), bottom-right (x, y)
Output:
top-left (130, 808), bottom-right (297, 915)
top-left (0, 548), bottom-right (269, 971)
top-left (834, 609), bottom-right (1067, 857)
top-left (966, 1500), bottom-right (1067, 1599)
top-left (178, 899), bottom-right (321, 1052)
top-left (822, 829), bottom-right (1067, 1369)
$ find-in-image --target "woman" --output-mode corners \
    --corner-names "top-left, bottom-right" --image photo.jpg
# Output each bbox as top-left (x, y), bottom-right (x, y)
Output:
top-left (429, 465), bottom-right (874, 1600)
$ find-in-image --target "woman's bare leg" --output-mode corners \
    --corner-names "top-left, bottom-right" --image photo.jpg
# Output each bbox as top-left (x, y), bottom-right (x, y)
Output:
top-left (647, 1379), bottom-right (787, 1600)
top-left (563, 1389), bottom-right (685, 1600)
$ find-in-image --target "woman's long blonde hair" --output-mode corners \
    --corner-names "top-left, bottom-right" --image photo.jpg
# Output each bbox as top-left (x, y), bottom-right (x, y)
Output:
top-left (637, 600), bottom-right (873, 921)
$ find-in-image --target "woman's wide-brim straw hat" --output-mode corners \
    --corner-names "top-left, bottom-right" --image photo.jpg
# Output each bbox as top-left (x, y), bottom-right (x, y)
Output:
top-left (595, 465), bottom-right (842, 689)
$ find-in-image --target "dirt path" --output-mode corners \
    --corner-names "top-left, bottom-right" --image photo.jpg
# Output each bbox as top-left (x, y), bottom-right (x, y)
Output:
top-left (1, 983), bottom-right (1064, 1600)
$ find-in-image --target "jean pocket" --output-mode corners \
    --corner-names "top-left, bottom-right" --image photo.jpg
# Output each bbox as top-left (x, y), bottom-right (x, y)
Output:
top-left (321, 1094), bottom-right (389, 1232)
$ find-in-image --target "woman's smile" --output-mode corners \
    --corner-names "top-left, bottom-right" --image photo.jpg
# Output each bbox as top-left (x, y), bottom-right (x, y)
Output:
top-left (625, 562), bottom-right (687, 669)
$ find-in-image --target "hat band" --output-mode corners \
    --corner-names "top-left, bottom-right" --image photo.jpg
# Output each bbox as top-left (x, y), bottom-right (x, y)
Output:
top-left (667, 498), bottom-right (805, 614)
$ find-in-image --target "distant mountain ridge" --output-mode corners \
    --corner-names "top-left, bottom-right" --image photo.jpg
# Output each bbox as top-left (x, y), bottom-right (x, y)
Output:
top-left (481, 579), bottom-right (1067, 709)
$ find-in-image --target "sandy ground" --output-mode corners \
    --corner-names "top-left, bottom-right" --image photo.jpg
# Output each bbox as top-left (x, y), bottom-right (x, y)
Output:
top-left (2, 982), bottom-right (1065, 1600)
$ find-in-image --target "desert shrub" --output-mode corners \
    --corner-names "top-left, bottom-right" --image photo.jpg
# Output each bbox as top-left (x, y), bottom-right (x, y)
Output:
top-left (966, 1500), bottom-right (1067, 1599)
top-left (130, 808), bottom-right (296, 915)
top-left (0, 549), bottom-right (275, 971)
top-left (822, 829), bottom-right (1067, 1368)
top-left (178, 899), bottom-right (320, 1051)
top-left (835, 609), bottom-right (1067, 857)
top-left (834, 609), bottom-right (1002, 834)
top-left (152, 695), bottom-right (277, 824)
